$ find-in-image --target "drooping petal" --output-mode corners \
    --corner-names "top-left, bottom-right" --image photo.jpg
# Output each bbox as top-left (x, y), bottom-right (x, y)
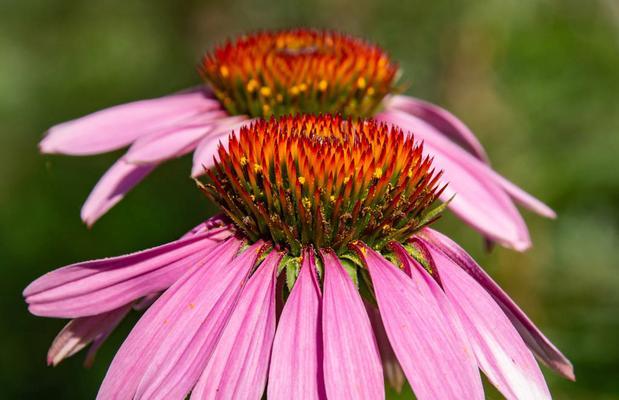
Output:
top-left (96, 238), bottom-right (244, 400)
top-left (377, 109), bottom-right (533, 250)
top-left (364, 301), bottom-right (405, 393)
top-left (39, 88), bottom-right (221, 155)
top-left (191, 251), bottom-right (282, 400)
top-left (191, 116), bottom-right (253, 177)
top-left (134, 240), bottom-right (263, 400)
top-left (267, 249), bottom-right (326, 400)
top-left (47, 304), bottom-right (132, 367)
top-left (488, 170), bottom-right (557, 218)
top-left (320, 249), bottom-right (384, 400)
top-left (124, 110), bottom-right (228, 164)
top-left (25, 226), bottom-right (232, 318)
top-left (80, 157), bottom-right (156, 226)
top-left (356, 242), bottom-right (483, 400)
top-left (419, 227), bottom-right (574, 380)
top-left (423, 241), bottom-right (551, 399)
top-left (383, 95), bottom-right (489, 162)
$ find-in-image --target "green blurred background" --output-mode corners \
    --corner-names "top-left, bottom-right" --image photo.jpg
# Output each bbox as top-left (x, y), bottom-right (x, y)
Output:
top-left (1, 0), bottom-right (618, 398)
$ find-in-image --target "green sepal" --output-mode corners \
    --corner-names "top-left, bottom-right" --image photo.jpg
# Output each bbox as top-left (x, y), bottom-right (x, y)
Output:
top-left (281, 256), bottom-right (301, 291)
top-left (340, 258), bottom-right (359, 288)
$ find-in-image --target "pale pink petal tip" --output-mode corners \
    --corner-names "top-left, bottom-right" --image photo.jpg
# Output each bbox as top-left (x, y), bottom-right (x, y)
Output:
top-left (356, 242), bottom-right (483, 400)
top-left (80, 157), bottom-right (155, 226)
top-left (420, 227), bottom-right (574, 381)
top-left (47, 305), bottom-right (131, 367)
top-left (39, 88), bottom-right (220, 156)
top-left (320, 249), bottom-right (384, 399)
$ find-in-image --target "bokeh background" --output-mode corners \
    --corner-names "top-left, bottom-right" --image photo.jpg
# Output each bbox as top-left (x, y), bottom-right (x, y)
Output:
top-left (1, 0), bottom-right (618, 398)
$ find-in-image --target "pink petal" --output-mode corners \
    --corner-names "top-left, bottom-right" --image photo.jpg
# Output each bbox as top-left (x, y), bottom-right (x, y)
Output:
top-left (356, 242), bottom-right (483, 400)
top-left (267, 249), bottom-right (326, 400)
top-left (47, 304), bottom-right (132, 367)
top-left (191, 117), bottom-right (253, 177)
top-left (80, 157), bottom-right (156, 226)
top-left (191, 251), bottom-right (282, 400)
top-left (384, 94), bottom-right (489, 162)
top-left (377, 109), bottom-right (532, 250)
top-left (25, 227), bottom-right (232, 318)
top-left (124, 110), bottom-right (229, 164)
top-left (96, 238), bottom-right (243, 400)
top-left (379, 101), bottom-right (556, 219)
top-left (134, 241), bottom-right (263, 400)
top-left (419, 227), bottom-right (574, 380)
top-left (364, 301), bottom-right (405, 393)
top-left (425, 241), bottom-right (551, 399)
top-left (39, 88), bottom-right (221, 155)
top-left (320, 249), bottom-right (384, 399)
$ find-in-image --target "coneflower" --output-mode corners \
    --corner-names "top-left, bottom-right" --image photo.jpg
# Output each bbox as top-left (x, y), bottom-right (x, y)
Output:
top-left (39, 29), bottom-right (553, 250)
top-left (26, 116), bottom-right (572, 399)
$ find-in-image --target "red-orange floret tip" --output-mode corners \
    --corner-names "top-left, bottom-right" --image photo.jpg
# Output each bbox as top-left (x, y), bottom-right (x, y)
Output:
top-left (200, 115), bottom-right (446, 255)
top-left (200, 29), bottom-right (398, 118)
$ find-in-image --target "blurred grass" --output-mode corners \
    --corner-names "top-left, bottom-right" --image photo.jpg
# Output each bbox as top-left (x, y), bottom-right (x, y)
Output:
top-left (1, 0), bottom-right (618, 398)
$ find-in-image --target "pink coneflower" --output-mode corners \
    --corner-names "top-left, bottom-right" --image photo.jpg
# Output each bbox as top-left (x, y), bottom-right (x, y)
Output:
top-left (39, 29), bottom-right (554, 251)
top-left (26, 116), bottom-right (572, 399)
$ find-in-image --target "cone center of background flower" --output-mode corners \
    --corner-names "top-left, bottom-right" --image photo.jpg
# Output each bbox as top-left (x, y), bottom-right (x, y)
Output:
top-left (200, 29), bottom-right (398, 118)
top-left (201, 115), bottom-right (444, 255)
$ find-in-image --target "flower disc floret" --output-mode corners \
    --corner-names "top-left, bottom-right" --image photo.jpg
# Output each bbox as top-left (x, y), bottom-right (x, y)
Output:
top-left (201, 114), bottom-right (445, 255)
top-left (200, 29), bottom-right (398, 118)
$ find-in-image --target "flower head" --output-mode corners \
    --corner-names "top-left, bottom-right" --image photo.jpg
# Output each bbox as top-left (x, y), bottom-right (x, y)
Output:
top-left (200, 29), bottom-right (397, 118)
top-left (26, 116), bottom-right (571, 399)
top-left (202, 115), bottom-right (443, 254)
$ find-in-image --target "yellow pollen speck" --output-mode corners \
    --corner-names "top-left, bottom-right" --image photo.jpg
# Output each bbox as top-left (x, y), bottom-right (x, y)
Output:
top-left (373, 167), bottom-right (383, 179)
top-left (246, 79), bottom-right (259, 92)
top-left (299, 83), bottom-right (308, 92)
top-left (240, 156), bottom-right (248, 166)
top-left (302, 197), bottom-right (311, 209)
top-left (367, 87), bottom-right (375, 96)
top-left (220, 65), bottom-right (229, 77)
top-left (330, 195), bottom-right (336, 202)
top-left (407, 169), bottom-right (414, 178)
top-left (382, 224), bottom-right (390, 231)
top-left (262, 104), bottom-right (271, 115)
top-left (318, 80), bottom-right (328, 91)
top-left (260, 86), bottom-right (272, 96)
top-left (357, 77), bottom-right (367, 89)
top-left (343, 176), bottom-right (350, 184)
top-left (250, 194), bottom-right (256, 201)
top-left (298, 176), bottom-right (306, 185)
top-left (290, 86), bottom-right (300, 96)
top-left (359, 246), bottom-right (367, 255)
top-left (276, 94), bottom-right (284, 102)
top-left (254, 163), bottom-right (263, 173)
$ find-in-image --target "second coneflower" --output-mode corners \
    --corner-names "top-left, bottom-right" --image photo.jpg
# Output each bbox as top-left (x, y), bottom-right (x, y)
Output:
top-left (39, 29), bottom-right (553, 251)
top-left (26, 116), bottom-right (572, 399)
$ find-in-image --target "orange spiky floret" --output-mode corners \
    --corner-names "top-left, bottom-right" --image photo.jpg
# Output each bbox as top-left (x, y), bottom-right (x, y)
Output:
top-left (200, 115), bottom-right (446, 255)
top-left (200, 29), bottom-right (398, 119)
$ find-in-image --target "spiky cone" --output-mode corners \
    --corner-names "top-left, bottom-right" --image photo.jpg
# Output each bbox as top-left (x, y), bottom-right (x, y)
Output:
top-left (38, 29), bottom-right (553, 250)
top-left (26, 116), bottom-right (572, 399)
